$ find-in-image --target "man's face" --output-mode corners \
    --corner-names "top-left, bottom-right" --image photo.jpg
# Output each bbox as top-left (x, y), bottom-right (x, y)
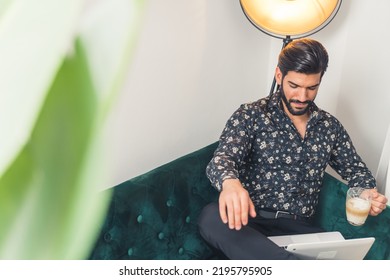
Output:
top-left (275, 68), bottom-right (322, 116)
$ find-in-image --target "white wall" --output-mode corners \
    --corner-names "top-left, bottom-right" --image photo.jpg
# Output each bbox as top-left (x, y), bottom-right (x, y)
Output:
top-left (335, 1), bottom-right (390, 174)
top-left (102, 0), bottom-right (390, 191)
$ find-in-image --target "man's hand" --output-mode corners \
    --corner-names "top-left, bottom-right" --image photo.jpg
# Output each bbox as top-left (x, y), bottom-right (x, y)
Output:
top-left (369, 188), bottom-right (388, 216)
top-left (219, 179), bottom-right (257, 230)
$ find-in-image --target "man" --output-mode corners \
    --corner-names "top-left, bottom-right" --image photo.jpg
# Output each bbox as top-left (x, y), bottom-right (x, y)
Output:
top-left (198, 38), bottom-right (388, 260)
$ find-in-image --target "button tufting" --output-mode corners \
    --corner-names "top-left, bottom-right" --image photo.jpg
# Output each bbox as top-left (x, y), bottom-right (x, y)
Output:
top-left (128, 248), bottom-right (133, 256)
top-left (166, 200), bottom-right (173, 207)
top-left (137, 215), bottom-right (143, 223)
top-left (185, 216), bottom-right (191, 223)
top-left (178, 247), bottom-right (184, 255)
top-left (104, 233), bottom-right (111, 242)
top-left (158, 232), bottom-right (165, 240)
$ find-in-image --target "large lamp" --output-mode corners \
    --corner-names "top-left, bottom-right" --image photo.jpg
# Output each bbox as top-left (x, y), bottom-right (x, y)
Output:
top-left (240, 0), bottom-right (342, 94)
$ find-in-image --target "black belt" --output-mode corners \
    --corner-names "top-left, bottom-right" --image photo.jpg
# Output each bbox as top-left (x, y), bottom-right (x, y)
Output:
top-left (258, 209), bottom-right (309, 222)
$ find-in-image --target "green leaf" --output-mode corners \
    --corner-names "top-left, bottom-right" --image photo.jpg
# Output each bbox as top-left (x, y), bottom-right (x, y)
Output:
top-left (0, 40), bottom-right (111, 259)
top-left (0, 0), bottom-right (145, 259)
top-left (0, 0), bottom-right (84, 179)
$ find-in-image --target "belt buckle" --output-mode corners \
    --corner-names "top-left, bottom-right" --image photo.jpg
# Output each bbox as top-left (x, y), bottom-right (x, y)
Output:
top-left (275, 210), bottom-right (293, 219)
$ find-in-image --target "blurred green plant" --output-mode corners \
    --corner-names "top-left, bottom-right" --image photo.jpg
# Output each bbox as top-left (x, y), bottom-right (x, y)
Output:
top-left (0, 0), bottom-right (144, 259)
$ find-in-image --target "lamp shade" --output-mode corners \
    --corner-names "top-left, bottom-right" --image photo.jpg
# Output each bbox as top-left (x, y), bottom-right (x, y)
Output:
top-left (240, 0), bottom-right (342, 39)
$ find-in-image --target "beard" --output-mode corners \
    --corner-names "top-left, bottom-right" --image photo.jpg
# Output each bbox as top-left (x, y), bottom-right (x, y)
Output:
top-left (280, 85), bottom-right (313, 116)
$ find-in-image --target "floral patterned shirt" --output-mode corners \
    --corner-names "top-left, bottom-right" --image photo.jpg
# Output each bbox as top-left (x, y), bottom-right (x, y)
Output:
top-left (206, 90), bottom-right (376, 217)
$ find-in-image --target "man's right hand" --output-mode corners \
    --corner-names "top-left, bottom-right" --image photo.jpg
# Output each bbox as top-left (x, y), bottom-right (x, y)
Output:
top-left (219, 178), bottom-right (257, 230)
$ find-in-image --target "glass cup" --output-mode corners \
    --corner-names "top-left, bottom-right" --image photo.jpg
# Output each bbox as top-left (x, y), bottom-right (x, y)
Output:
top-left (345, 187), bottom-right (372, 226)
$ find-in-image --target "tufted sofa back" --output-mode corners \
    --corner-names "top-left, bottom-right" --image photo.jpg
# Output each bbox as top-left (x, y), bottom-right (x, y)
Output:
top-left (90, 142), bottom-right (390, 260)
top-left (89, 142), bottom-right (220, 259)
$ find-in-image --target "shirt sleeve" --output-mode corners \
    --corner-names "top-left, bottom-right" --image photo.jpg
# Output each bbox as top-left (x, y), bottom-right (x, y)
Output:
top-left (328, 120), bottom-right (376, 189)
top-left (206, 105), bottom-right (253, 191)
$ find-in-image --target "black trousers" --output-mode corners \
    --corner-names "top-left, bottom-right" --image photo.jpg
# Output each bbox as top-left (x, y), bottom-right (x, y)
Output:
top-left (198, 202), bottom-right (325, 260)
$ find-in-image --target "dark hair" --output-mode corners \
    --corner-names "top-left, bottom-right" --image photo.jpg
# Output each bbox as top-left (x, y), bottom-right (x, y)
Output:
top-left (278, 38), bottom-right (329, 77)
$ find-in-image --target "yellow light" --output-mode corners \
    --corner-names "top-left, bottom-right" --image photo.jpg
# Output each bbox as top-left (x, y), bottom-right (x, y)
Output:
top-left (240, 0), bottom-right (342, 39)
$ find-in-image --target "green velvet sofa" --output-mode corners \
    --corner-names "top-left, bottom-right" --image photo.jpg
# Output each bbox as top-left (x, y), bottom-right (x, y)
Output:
top-left (89, 142), bottom-right (390, 260)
